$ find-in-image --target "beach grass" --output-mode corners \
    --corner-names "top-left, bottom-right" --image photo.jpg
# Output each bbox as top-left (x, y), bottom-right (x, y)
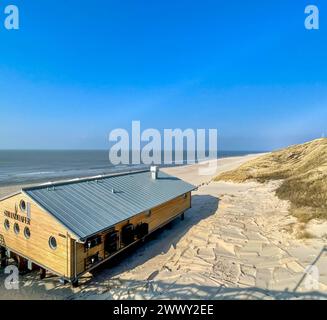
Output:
top-left (215, 138), bottom-right (327, 222)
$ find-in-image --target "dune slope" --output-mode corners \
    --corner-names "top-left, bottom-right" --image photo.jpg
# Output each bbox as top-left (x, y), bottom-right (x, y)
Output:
top-left (215, 138), bottom-right (327, 221)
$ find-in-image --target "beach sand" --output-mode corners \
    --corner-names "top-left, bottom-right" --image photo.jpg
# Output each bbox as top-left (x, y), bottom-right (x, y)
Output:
top-left (0, 154), bottom-right (326, 300)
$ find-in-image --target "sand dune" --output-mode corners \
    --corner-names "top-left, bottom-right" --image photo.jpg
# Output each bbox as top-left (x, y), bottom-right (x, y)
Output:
top-left (215, 139), bottom-right (327, 224)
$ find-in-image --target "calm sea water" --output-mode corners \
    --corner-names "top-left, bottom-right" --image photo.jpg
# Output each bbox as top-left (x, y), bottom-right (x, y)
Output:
top-left (0, 150), bottom-right (263, 186)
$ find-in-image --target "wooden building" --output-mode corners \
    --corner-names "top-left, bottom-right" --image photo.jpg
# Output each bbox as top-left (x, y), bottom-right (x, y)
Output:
top-left (0, 167), bottom-right (195, 286)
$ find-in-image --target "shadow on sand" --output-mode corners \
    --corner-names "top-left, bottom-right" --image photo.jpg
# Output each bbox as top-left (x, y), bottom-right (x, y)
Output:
top-left (0, 194), bottom-right (326, 300)
top-left (66, 278), bottom-right (327, 300)
top-left (0, 194), bottom-right (218, 299)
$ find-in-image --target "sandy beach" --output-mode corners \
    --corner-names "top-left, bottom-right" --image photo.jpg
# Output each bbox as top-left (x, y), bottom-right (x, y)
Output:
top-left (0, 153), bottom-right (326, 300)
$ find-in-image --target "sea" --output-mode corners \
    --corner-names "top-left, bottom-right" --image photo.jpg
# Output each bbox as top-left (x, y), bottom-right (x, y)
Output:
top-left (0, 150), bottom-right (263, 187)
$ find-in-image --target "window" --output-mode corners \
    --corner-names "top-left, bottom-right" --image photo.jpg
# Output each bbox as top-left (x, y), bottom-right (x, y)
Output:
top-left (84, 235), bottom-right (102, 251)
top-left (4, 219), bottom-right (10, 231)
top-left (49, 236), bottom-right (57, 250)
top-left (24, 227), bottom-right (31, 239)
top-left (19, 200), bottom-right (26, 212)
top-left (85, 252), bottom-right (100, 269)
top-left (121, 224), bottom-right (135, 246)
top-left (135, 223), bottom-right (149, 239)
top-left (14, 223), bottom-right (20, 235)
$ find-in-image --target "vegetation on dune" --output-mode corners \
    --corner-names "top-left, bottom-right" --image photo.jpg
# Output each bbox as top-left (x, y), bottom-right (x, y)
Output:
top-left (215, 138), bottom-right (327, 222)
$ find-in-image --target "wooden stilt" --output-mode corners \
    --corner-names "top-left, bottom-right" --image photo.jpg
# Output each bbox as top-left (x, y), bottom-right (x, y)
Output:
top-left (72, 279), bottom-right (79, 288)
top-left (16, 255), bottom-right (28, 273)
top-left (39, 267), bottom-right (46, 280)
top-left (0, 247), bottom-right (7, 268)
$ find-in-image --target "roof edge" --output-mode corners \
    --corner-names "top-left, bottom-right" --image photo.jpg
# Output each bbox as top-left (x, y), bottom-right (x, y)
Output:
top-left (21, 190), bottom-right (82, 241)
top-left (22, 169), bottom-right (150, 191)
top-left (22, 170), bottom-right (197, 241)
top-left (0, 190), bottom-right (22, 202)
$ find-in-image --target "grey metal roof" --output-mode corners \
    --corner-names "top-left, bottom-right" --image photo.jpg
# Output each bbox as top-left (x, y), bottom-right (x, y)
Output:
top-left (23, 170), bottom-right (195, 240)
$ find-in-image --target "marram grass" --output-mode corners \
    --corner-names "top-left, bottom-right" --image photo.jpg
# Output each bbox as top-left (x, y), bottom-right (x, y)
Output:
top-left (215, 138), bottom-right (327, 222)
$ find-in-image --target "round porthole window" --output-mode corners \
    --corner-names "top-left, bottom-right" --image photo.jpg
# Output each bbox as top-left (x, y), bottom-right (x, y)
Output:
top-left (24, 227), bottom-right (31, 239)
top-left (4, 219), bottom-right (10, 231)
top-left (14, 223), bottom-right (20, 235)
top-left (49, 236), bottom-right (57, 250)
top-left (19, 200), bottom-right (26, 212)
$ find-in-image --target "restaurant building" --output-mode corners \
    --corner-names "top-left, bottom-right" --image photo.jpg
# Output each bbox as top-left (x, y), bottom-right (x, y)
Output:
top-left (0, 167), bottom-right (195, 286)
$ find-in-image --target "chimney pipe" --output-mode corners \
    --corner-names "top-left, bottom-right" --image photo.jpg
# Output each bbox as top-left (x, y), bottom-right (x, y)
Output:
top-left (150, 166), bottom-right (159, 180)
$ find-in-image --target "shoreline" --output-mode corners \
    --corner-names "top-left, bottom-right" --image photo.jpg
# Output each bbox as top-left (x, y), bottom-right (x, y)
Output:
top-left (0, 153), bottom-right (267, 199)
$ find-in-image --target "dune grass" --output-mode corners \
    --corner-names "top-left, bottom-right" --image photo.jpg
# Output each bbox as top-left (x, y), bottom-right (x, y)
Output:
top-left (215, 138), bottom-right (327, 222)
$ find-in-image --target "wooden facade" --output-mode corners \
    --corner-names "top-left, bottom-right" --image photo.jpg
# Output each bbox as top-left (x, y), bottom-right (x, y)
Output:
top-left (0, 190), bottom-right (191, 283)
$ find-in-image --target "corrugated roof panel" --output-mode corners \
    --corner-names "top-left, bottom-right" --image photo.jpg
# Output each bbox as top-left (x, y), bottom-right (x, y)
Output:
top-left (24, 170), bottom-right (195, 239)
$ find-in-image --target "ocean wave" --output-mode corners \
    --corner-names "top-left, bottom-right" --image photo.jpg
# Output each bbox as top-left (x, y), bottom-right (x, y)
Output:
top-left (14, 171), bottom-right (56, 177)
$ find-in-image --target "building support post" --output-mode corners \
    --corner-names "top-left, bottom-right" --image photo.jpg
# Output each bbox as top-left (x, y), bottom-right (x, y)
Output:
top-left (16, 255), bottom-right (28, 274)
top-left (39, 267), bottom-right (46, 280)
top-left (0, 246), bottom-right (7, 268)
top-left (72, 278), bottom-right (79, 288)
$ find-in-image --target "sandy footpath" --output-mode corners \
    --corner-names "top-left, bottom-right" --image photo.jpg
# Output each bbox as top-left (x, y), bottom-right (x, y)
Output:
top-left (0, 154), bottom-right (326, 300)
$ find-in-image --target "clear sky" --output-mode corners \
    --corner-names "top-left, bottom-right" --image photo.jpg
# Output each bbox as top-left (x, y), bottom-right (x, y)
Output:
top-left (0, 0), bottom-right (326, 150)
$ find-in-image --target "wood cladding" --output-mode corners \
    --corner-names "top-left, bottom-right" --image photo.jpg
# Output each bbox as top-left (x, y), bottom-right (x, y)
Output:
top-left (74, 192), bottom-right (191, 276)
top-left (0, 193), bottom-right (74, 277)
top-left (0, 191), bottom-right (191, 280)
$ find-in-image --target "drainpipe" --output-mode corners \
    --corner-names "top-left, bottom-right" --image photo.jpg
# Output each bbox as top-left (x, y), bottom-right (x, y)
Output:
top-left (74, 240), bottom-right (77, 279)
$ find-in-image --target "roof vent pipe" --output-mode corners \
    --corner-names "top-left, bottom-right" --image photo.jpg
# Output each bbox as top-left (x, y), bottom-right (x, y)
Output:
top-left (150, 166), bottom-right (159, 180)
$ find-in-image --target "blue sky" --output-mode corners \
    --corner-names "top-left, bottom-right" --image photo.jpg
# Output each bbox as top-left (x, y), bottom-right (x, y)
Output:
top-left (0, 0), bottom-right (326, 150)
